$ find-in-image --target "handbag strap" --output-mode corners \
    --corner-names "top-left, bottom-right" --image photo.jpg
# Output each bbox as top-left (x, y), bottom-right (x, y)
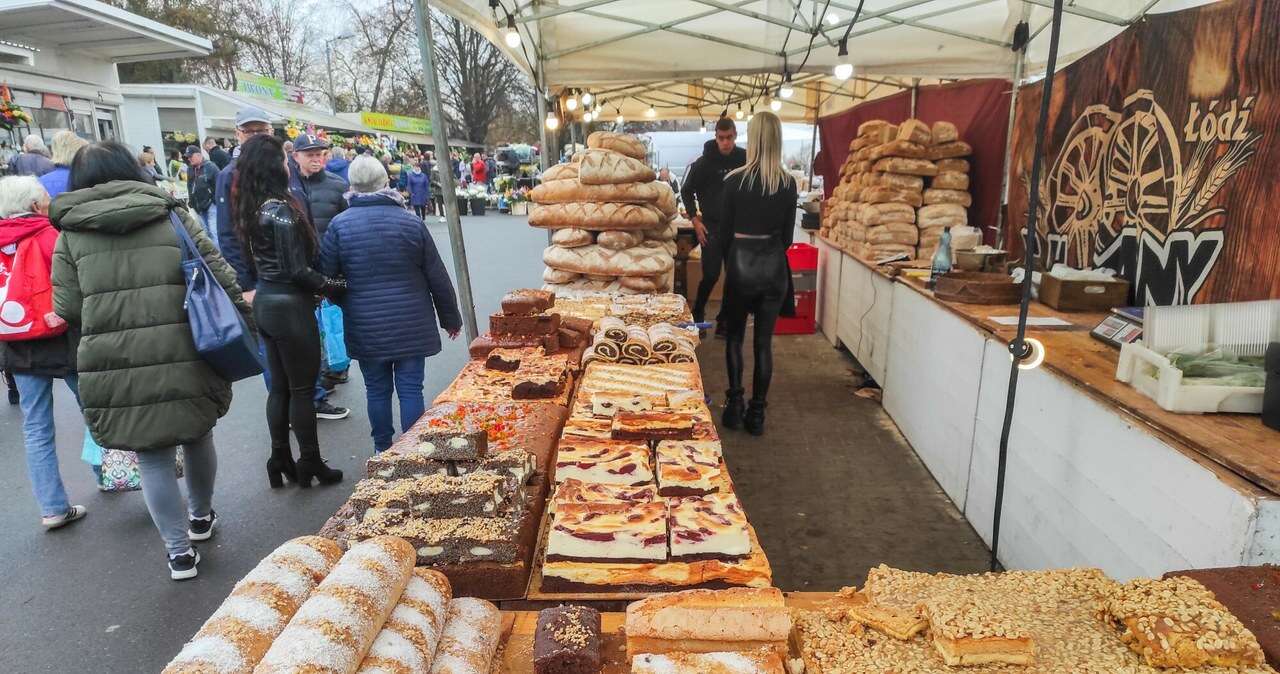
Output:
top-left (168, 209), bottom-right (200, 263)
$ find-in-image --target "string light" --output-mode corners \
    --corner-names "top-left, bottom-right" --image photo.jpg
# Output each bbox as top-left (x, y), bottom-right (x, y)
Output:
top-left (615, 113), bottom-right (624, 125)
top-left (644, 106), bottom-right (657, 118)
top-left (825, 11), bottom-right (839, 25)
top-left (780, 72), bottom-right (794, 99)
top-left (770, 95), bottom-right (782, 112)
top-left (834, 39), bottom-right (853, 80)
top-left (583, 111), bottom-right (593, 123)
top-left (565, 96), bottom-right (578, 111)
top-left (502, 14), bottom-right (520, 48)
top-left (580, 91), bottom-right (592, 106)
top-left (545, 111), bottom-right (559, 130)
top-left (734, 107), bottom-right (743, 120)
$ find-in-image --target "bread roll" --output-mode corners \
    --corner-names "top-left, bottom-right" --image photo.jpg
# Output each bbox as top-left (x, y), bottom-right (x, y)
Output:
top-left (923, 188), bottom-right (972, 207)
top-left (936, 158), bottom-right (970, 173)
top-left (928, 141), bottom-right (973, 160)
top-left (587, 131), bottom-right (647, 160)
top-left (897, 119), bottom-right (932, 145)
top-left (529, 202), bottom-right (664, 230)
top-left (530, 179), bottom-right (666, 204)
top-left (849, 135), bottom-right (876, 152)
top-left (918, 203), bottom-right (968, 225)
top-left (868, 140), bottom-right (928, 161)
top-left (871, 157), bottom-right (938, 177)
top-left (645, 221), bottom-right (677, 241)
top-left (932, 171), bottom-right (970, 191)
top-left (653, 181), bottom-right (678, 218)
top-left (597, 230), bottom-right (645, 251)
top-left (872, 124), bottom-right (899, 144)
top-left (867, 222), bottom-right (919, 246)
top-left (577, 149), bottom-right (656, 185)
top-left (165, 537), bottom-right (344, 674)
top-left (931, 121), bottom-right (959, 144)
top-left (919, 224), bottom-right (949, 240)
top-left (619, 275), bottom-right (661, 292)
top-left (543, 244), bottom-right (674, 277)
top-left (428, 598), bottom-right (501, 674)
top-left (355, 569), bottom-right (452, 674)
top-left (857, 120), bottom-right (891, 137)
top-left (870, 172), bottom-right (923, 192)
top-left (863, 186), bottom-right (923, 208)
top-left (255, 536), bottom-right (416, 674)
top-left (541, 163), bottom-right (578, 181)
top-left (551, 228), bottom-right (594, 248)
top-left (543, 267), bottom-right (581, 284)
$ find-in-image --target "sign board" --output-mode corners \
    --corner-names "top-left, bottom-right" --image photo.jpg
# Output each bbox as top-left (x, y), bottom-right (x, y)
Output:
top-left (359, 111), bottom-right (430, 136)
top-left (235, 71), bottom-right (305, 104)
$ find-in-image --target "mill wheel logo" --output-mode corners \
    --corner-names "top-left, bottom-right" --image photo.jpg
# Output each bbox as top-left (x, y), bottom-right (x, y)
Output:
top-left (1026, 89), bottom-right (1260, 305)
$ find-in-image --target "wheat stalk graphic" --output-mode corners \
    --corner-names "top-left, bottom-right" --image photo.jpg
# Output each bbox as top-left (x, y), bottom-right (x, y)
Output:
top-left (1175, 131), bottom-right (1261, 231)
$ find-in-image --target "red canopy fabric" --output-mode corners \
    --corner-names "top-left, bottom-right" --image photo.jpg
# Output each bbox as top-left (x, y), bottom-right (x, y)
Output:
top-left (815, 79), bottom-right (1012, 242)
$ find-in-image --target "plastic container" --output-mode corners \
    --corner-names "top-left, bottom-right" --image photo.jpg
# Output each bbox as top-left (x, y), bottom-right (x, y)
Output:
top-left (787, 243), bottom-right (818, 271)
top-left (777, 290), bottom-right (817, 335)
top-left (1116, 342), bottom-right (1264, 414)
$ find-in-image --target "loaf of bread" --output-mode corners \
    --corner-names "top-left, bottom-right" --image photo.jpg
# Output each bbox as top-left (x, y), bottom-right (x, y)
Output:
top-left (645, 221), bottom-right (677, 241)
top-left (849, 135), bottom-right (877, 152)
top-left (531, 179), bottom-right (666, 204)
top-left (871, 157), bottom-right (938, 177)
top-left (928, 141), bottom-right (973, 160)
top-left (923, 188), bottom-right (973, 207)
top-left (625, 588), bottom-right (791, 658)
top-left (618, 275), bottom-right (660, 293)
top-left (577, 149), bottom-right (656, 185)
top-left (932, 171), bottom-right (970, 191)
top-left (897, 119), bottom-right (932, 145)
top-left (355, 568), bottom-right (452, 674)
top-left (857, 120), bottom-right (891, 137)
top-left (543, 267), bottom-right (581, 284)
top-left (597, 230), bottom-right (645, 251)
top-left (543, 244), bottom-right (674, 277)
top-left (868, 243), bottom-right (916, 258)
top-left (541, 163), bottom-right (578, 181)
top-left (164, 537), bottom-right (344, 674)
top-left (936, 158), bottom-right (970, 173)
top-left (871, 172), bottom-right (923, 192)
top-left (918, 203), bottom-right (968, 226)
top-left (587, 131), bottom-right (647, 160)
top-left (868, 140), bottom-right (928, 161)
top-left (863, 186), bottom-right (923, 208)
top-left (931, 121), bottom-right (959, 144)
top-left (428, 598), bottom-right (502, 674)
top-left (867, 222), bottom-right (919, 246)
top-left (255, 536), bottom-right (416, 674)
top-left (653, 181), bottom-right (678, 218)
top-left (529, 202), bottom-right (665, 230)
top-left (551, 228), bottom-right (594, 248)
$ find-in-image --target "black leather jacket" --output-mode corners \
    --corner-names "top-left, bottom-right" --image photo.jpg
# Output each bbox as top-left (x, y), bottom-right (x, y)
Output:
top-left (250, 199), bottom-right (345, 295)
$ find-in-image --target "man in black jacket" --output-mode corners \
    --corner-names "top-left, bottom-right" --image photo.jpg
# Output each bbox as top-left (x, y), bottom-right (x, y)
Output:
top-left (680, 117), bottom-right (746, 330)
top-left (289, 134), bottom-right (348, 236)
top-left (184, 145), bottom-right (219, 245)
top-left (204, 137), bottom-right (230, 170)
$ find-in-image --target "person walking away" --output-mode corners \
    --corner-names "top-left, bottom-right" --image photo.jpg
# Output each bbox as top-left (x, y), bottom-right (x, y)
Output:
top-left (0, 176), bottom-right (86, 529)
top-left (289, 133), bottom-right (351, 417)
top-left (325, 148), bottom-right (352, 182)
top-left (430, 161), bottom-right (445, 221)
top-left (484, 153), bottom-right (497, 191)
top-left (681, 117), bottom-right (746, 335)
top-left (718, 111), bottom-right (796, 437)
top-left (406, 161), bottom-right (431, 220)
top-left (204, 137), bottom-right (230, 170)
top-left (233, 135), bottom-right (346, 488)
top-left (185, 145), bottom-right (219, 247)
top-left (320, 156), bottom-right (461, 453)
top-left (50, 141), bottom-right (251, 579)
top-left (9, 135), bottom-right (55, 177)
top-left (38, 131), bottom-right (88, 199)
top-left (470, 152), bottom-right (487, 188)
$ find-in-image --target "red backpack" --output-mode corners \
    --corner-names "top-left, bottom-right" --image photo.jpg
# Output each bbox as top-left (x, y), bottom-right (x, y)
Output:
top-left (0, 230), bottom-right (66, 341)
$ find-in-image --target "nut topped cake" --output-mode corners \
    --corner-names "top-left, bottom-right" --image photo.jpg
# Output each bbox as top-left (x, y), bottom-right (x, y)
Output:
top-left (501, 288), bottom-right (555, 316)
top-left (547, 501), bottom-right (668, 563)
top-left (667, 492), bottom-right (751, 562)
top-left (533, 606), bottom-right (602, 674)
top-left (657, 440), bottom-right (724, 496)
top-left (553, 439), bottom-right (653, 486)
top-left (351, 510), bottom-right (523, 566)
top-left (347, 471), bottom-right (519, 518)
top-left (920, 590), bottom-right (1036, 666)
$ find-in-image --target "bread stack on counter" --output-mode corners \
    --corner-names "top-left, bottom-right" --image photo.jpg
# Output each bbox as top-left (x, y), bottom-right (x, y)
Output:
top-left (820, 118), bottom-right (974, 261)
top-left (530, 131), bottom-right (680, 296)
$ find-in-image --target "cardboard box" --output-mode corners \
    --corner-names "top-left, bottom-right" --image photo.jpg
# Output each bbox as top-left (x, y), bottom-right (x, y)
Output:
top-left (683, 257), bottom-right (724, 304)
top-left (1039, 274), bottom-right (1130, 312)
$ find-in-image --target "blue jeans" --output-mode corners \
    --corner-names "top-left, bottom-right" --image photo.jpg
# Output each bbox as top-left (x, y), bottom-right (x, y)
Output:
top-left (197, 206), bottom-right (218, 250)
top-left (359, 357), bottom-right (426, 452)
top-left (15, 373), bottom-right (81, 517)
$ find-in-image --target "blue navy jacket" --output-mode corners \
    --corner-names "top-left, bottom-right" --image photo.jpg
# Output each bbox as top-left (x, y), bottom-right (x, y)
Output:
top-left (288, 160), bottom-right (347, 236)
top-left (39, 166), bottom-right (71, 199)
top-left (215, 158), bottom-right (257, 290)
top-left (319, 193), bottom-right (462, 361)
top-left (325, 156), bottom-right (350, 182)
top-left (407, 171), bottom-right (431, 206)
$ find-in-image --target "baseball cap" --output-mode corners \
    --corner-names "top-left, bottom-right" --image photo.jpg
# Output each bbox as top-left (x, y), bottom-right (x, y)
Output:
top-left (293, 134), bottom-right (331, 152)
top-left (183, 144), bottom-right (201, 158)
top-left (235, 106), bottom-right (272, 128)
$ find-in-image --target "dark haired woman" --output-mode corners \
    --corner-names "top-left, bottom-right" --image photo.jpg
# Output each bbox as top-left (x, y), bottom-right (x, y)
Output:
top-left (719, 111), bottom-right (797, 436)
top-left (50, 140), bottom-right (251, 580)
top-left (231, 134), bottom-right (346, 488)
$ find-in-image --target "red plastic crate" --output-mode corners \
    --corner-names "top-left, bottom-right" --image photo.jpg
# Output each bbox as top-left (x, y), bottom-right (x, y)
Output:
top-left (777, 290), bottom-right (817, 335)
top-left (788, 243), bottom-right (818, 271)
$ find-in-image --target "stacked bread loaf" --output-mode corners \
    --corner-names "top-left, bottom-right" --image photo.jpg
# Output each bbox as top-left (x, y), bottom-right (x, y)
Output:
top-left (820, 118), bottom-right (973, 261)
top-left (531, 131), bottom-right (679, 296)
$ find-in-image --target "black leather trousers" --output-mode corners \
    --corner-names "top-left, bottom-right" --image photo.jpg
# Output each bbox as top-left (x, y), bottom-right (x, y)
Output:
top-left (721, 237), bottom-right (788, 401)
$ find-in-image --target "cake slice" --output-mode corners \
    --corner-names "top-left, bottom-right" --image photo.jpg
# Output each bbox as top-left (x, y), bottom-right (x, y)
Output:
top-left (560, 416), bottom-right (614, 440)
top-left (490, 311), bottom-right (560, 337)
top-left (611, 410), bottom-right (696, 441)
top-left (590, 391), bottom-right (657, 417)
top-left (501, 288), bottom-right (555, 316)
top-left (367, 451), bottom-right (452, 480)
top-left (667, 492), bottom-right (751, 561)
top-left (347, 472), bottom-right (517, 518)
top-left (484, 347), bottom-right (527, 372)
top-left (625, 587), bottom-right (791, 659)
top-left (418, 428), bottom-right (488, 460)
top-left (348, 509), bottom-right (523, 566)
top-left (919, 592), bottom-right (1036, 666)
top-left (554, 439), bottom-right (653, 486)
top-left (656, 440), bottom-right (723, 497)
top-left (551, 478), bottom-right (658, 511)
top-left (546, 501), bottom-right (667, 563)
top-left (451, 447), bottom-right (537, 486)
top-left (631, 649), bottom-right (786, 674)
top-left (533, 606), bottom-right (601, 674)
top-left (831, 587), bottom-right (928, 640)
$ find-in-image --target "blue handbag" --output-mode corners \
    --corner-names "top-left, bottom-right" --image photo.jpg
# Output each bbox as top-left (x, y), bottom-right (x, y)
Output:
top-left (169, 210), bottom-right (264, 381)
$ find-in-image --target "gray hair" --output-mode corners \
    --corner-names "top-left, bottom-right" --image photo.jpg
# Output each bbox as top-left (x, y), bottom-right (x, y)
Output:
top-left (22, 134), bottom-right (49, 156)
top-left (348, 155), bottom-right (389, 194)
top-left (0, 176), bottom-right (50, 218)
top-left (49, 130), bottom-right (88, 166)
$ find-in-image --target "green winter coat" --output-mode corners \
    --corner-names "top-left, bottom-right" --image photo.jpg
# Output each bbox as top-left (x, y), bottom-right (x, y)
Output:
top-left (50, 180), bottom-right (252, 451)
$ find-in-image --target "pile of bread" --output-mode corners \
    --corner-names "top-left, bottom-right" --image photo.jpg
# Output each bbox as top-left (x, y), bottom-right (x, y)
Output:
top-left (531, 131), bottom-right (680, 296)
top-left (821, 118), bottom-right (973, 260)
top-left (163, 535), bottom-right (505, 674)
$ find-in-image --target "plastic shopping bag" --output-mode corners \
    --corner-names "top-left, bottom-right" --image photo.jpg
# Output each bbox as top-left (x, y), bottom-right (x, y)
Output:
top-left (81, 430), bottom-right (103, 467)
top-left (318, 300), bottom-right (351, 372)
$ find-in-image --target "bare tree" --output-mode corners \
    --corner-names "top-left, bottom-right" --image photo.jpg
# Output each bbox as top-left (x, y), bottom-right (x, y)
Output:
top-left (237, 0), bottom-right (319, 86)
top-left (425, 9), bottom-right (526, 144)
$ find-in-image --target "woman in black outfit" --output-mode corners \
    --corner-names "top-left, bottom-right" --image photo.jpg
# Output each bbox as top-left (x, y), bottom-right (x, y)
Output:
top-left (719, 111), bottom-right (797, 436)
top-left (232, 135), bottom-right (346, 487)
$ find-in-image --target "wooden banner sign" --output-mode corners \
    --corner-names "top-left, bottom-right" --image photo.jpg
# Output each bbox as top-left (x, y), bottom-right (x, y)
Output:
top-left (1006, 0), bottom-right (1279, 305)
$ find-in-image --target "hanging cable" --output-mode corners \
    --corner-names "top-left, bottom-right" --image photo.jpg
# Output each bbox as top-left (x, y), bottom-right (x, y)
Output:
top-left (989, 0), bottom-right (1065, 573)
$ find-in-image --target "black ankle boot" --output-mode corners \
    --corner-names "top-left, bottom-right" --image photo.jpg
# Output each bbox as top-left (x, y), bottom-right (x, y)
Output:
top-left (745, 399), bottom-right (767, 436)
top-left (722, 389), bottom-right (745, 429)
top-left (265, 454), bottom-right (297, 488)
top-left (296, 453), bottom-right (343, 488)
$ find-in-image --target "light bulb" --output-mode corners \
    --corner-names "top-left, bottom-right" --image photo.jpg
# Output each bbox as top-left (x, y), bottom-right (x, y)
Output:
top-left (769, 97), bottom-right (782, 112)
top-left (780, 84), bottom-right (794, 99)
top-left (583, 111), bottom-right (593, 123)
top-left (1014, 337), bottom-right (1046, 370)
top-left (834, 62), bottom-right (854, 80)
top-left (504, 28), bottom-right (521, 48)
top-left (615, 114), bottom-right (624, 125)
top-left (581, 92), bottom-right (592, 106)
top-left (545, 112), bottom-right (559, 130)
top-left (825, 11), bottom-right (839, 25)
top-left (747, 114), bottom-right (754, 122)
top-left (644, 106), bottom-right (656, 118)
top-left (734, 108), bottom-right (743, 120)
top-left (565, 97), bottom-right (577, 111)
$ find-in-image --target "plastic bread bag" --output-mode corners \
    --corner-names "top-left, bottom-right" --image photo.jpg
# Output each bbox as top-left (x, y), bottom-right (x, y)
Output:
top-left (1166, 348), bottom-right (1267, 387)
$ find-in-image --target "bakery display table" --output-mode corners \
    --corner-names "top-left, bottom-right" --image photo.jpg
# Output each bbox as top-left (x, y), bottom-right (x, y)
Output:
top-left (814, 235), bottom-right (1280, 577)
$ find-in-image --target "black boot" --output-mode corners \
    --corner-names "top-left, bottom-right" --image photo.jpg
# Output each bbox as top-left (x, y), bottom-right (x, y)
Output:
top-left (265, 447), bottom-right (297, 488)
top-left (744, 399), bottom-right (767, 436)
top-left (296, 452), bottom-right (343, 488)
top-left (722, 388), bottom-right (745, 429)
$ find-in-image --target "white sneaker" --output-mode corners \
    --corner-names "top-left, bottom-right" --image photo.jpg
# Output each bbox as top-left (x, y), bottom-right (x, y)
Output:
top-left (168, 548), bottom-right (201, 581)
top-left (41, 505), bottom-right (87, 530)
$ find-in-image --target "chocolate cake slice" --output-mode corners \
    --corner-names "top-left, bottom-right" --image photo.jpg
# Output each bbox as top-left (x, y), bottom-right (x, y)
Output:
top-left (512, 371), bottom-right (567, 400)
top-left (348, 472), bottom-right (519, 519)
top-left (501, 288), bottom-right (555, 316)
top-left (366, 451), bottom-right (452, 480)
top-left (533, 606), bottom-right (602, 674)
top-left (349, 510), bottom-right (522, 566)
top-left (485, 347), bottom-right (525, 372)
top-left (490, 311), bottom-right (561, 337)
top-left (419, 428), bottom-right (488, 460)
top-left (453, 448), bottom-right (537, 485)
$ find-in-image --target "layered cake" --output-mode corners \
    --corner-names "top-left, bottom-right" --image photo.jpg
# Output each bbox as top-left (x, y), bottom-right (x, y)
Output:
top-left (624, 587), bottom-right (791, 658)
top-left (351, 510), bottom-right (523, 566)
top-left (367, 451), bottom-right (454, 480)
top-left (452, 447), bottom-right (537, 485)
top-left (490, 311), bottom-right (560, 336)
top-left (501, 288), bottom-right (555, 316)
top-left (551, 478), bottom-right (658, 510)
top-left (656, 440), bottom-right (723, 496)
top-left (667, 492), bottom-right (751, 561)
top-left (419, 430), bottom-right (488, 461)
top-left (468, 331), bottom-right (560, 358)
top-left (630, 650), bottom-right (786, 674)
top-left (347, 471), bottom-right (519, 518)
top-left (559, 416), bottom-right (614, 440)
top-left (533, 606), bottom-right (602, 674)
top-left (919, 591), bottom-right (1036, 666)
top-left (547, 501), bottom-right (668, 563)
top-left (554, 439), bottom-right (653, 486)
top-left (590, 391), bottom-right (657, 417)
top-left (611, 410), bottom-right (696, 440)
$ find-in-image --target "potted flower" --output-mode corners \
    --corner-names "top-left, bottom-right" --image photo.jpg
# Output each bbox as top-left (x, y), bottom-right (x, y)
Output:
top-left (0, 86), bottom-right (32, 131)
top-left (467, 185), bottom-right (488, 216)
top-left (454, 187), bottom-right (470, 216)
top-left (509, 187), bottom-right (530, 215)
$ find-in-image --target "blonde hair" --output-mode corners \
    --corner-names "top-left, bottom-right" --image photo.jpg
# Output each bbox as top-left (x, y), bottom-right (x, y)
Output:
top-left (50, 130), bottom-right (88, 166)
top-left (727, 111), bottom-right (792, 195)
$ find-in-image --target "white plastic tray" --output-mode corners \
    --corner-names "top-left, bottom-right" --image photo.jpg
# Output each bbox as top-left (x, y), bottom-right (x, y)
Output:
top-left (1116, 342), bottom-right (1263, 414)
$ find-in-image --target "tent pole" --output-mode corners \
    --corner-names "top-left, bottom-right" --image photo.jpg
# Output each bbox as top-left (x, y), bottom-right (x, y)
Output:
top-left (536, 58), bottom-right (552, 172)
top-left (411, 0), bottom-right (479, 342)
top-left (806, 104), bottom-right (818, 188)
top-left (909, 77), bottom-right (920, 117)
top-left (995, 47), bottom-right (1026, 250)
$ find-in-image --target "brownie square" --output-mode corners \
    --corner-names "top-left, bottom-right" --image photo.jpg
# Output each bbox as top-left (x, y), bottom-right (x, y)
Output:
top-left (557, 326), bottom-right (585, 349)
top-left (485, 348), bottom-right (524, 372)
top-left (501, 289), bottom-right (555, 316)
top-left (513, 372), bottom-right (567, 400)
top-left (534, 606), bottom-right (602, 674)
top-left (419, 428), bottom-right (488, 460)
top-left (490, 312), bottom-right (561, 337)
top-left (391, 516), bottom-right (523, 566)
